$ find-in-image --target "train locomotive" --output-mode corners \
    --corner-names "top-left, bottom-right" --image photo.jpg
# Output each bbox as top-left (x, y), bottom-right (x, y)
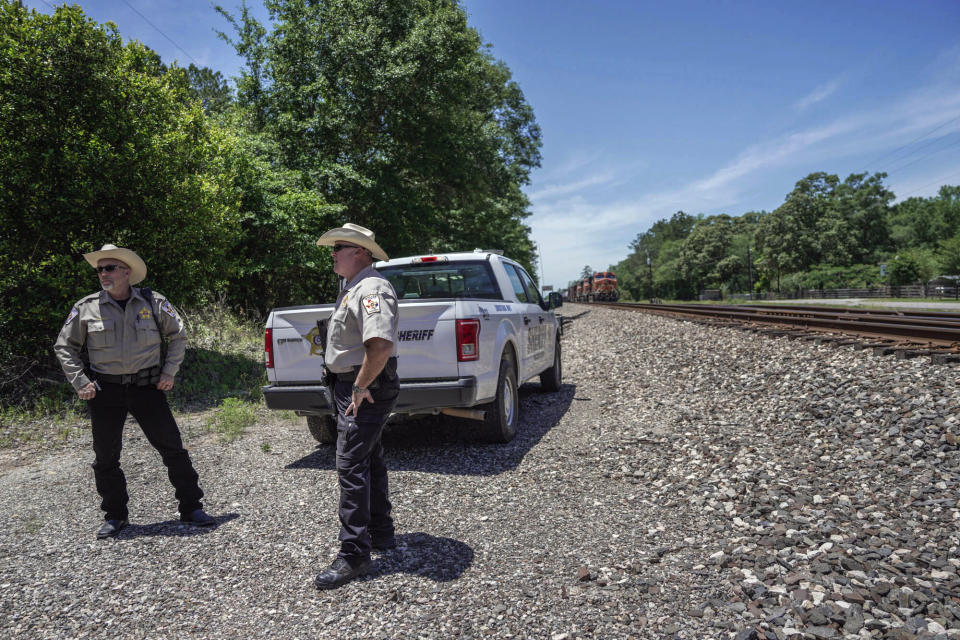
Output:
top-left (567, 271), bottom-right (619, 302)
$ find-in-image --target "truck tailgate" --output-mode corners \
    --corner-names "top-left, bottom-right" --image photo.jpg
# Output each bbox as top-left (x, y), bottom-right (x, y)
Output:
top-left (395, 301), bottom-right (459, 379)
top-left (269, 301), bottom-right (460, 382)
top-left (269, 305), bottom-right (334, 383)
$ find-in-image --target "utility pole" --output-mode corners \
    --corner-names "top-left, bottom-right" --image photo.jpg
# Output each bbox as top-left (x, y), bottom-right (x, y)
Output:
top-left (746, 245), bottom-right (754, 297)
top-left (536, 242), bottom-right (544, 287)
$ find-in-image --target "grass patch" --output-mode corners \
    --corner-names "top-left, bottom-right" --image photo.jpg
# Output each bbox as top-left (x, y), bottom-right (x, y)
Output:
top-left (206, 397), bottom-right (257, 442)
top-left (168, 301), bottom-right (266, 410)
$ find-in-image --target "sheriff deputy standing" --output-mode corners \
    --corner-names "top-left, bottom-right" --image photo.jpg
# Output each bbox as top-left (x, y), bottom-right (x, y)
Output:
top-left (313, 223), bottom-right (400, 590)
top-left (54, 244), bottom-right (215, 539)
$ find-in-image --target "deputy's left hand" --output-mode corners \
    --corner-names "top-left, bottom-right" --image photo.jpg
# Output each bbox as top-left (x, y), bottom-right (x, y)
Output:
top-left (346, 388), bottom-right (374, 416)
top-left (156, 374), bottom-right (175, 391)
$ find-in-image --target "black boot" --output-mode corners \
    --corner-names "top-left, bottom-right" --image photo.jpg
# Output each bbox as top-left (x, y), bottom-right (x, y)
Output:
top-left (96, 519), bottom-right (128, 539)
top-left (314, 557), bottom-right (371, 590)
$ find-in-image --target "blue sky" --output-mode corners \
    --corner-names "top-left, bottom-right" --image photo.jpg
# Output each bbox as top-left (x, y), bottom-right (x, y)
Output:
top-left (22, 0), bottom-right (960, 288)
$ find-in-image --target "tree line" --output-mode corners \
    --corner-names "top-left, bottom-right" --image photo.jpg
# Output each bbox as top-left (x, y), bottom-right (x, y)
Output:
top-left (0, 0), bottom-right (541, 370)
top-left (603, 172), bottom-right (960, 301)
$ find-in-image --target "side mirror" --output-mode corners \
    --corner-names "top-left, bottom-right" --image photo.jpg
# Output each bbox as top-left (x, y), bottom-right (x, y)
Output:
top-left (548, 291), bottom-right (563, 309)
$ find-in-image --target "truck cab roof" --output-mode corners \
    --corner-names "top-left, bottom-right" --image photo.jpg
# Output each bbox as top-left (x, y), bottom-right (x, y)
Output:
top-left (376, 250), bottom-right (514, 269)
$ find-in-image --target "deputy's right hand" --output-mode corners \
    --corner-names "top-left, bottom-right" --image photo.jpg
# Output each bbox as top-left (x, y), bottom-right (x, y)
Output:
top-left (77, 382), bottom-right (97, 400)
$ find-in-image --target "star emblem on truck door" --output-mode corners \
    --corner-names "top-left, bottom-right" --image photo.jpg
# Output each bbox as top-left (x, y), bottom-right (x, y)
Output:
top-left (302, 326), bottom-right (325, 356)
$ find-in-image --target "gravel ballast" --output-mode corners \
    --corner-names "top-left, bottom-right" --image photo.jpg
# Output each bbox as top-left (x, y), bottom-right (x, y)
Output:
top-left (1, 302), bottom-right (958, 639)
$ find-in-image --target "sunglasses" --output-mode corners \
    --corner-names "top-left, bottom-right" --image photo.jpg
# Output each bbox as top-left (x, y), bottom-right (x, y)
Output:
top-left (331, 244), bottom-right (360, 253)
top-left (95, 264), bottom-right (128, 274)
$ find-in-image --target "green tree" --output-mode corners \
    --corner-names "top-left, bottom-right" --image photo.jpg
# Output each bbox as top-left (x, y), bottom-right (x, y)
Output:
top-left (888, 185), bottom-right (960, 250)
top-left (0, 2), bottom-right (238, 364)
top-left (779, 172), bottom-right (838, 269)
top-left (616, 211), bottom-right (695, 299)
top-left (824, 172), bottom-right (893, 264)
top-left (754, 208), bottom-right (795, 292)
top-left (938, 233), bottom-right (960, 274)
top-left (217, 0), bottom-right (542, 274)
top-left (219, 122), bottom-right (343, 311)
top-left (678, 215), bottom-right (734, 290)
top-left (185, 63), bottom-right (233, 113)
top-left (888, 250), bottom-right (935, 286)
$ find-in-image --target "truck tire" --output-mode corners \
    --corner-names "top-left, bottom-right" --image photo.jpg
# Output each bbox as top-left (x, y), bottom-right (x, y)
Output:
top-left (480, 355), bottom-right (519, 443)
top-left (539, 338), bottom-right (562, 392)
top-left (307, 415), bottom-right (337, 444)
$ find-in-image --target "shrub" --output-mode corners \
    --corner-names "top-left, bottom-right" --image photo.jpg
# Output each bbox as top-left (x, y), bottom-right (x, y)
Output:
top-left (206, 398), bottom-right (256, 442)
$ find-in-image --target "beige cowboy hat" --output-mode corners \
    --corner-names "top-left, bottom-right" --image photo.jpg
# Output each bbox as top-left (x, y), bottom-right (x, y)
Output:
top-left (83, 244), bottom-right (147, 285)
top-left (316, 223), bottom-right (389, 261)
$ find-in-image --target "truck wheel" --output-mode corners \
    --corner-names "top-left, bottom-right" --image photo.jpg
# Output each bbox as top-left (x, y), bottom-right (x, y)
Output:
top-left (480, 356), bottom-right (519, 443)
top-left (307, 415), bottom-right (337, 444)
top-left (539, 339), bottom-right (562, 392)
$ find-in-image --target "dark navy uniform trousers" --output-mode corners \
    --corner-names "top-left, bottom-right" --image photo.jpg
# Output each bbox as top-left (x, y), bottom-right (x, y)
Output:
top-left (89, 382), bottom-right (204, 521)
top-left (332, 377), bottom-right (399, 561)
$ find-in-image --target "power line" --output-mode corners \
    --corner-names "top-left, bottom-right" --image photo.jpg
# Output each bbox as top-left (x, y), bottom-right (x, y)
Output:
top-left (883, 131), bottom-right (960, 174)
top-left (885, 135), bottom-right (960, 176)
top-left (897, 168), bottom-right (960, 199)
top-left (859, 112), bottom-right (960, 175)
top-left (118, 0), bottom-right (199, 66)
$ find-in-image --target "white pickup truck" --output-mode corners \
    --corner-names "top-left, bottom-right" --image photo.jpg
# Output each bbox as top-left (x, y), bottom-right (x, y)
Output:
top-left (262, 250), bottom-right (564, 444)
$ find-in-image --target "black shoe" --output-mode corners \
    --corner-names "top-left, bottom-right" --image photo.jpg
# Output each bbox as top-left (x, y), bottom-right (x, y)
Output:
top-left (314, 557), bottom-right (371, 590)
top-left (179, 509), bottom-right (216, 527)
top-left (96, 519), bottom-right (128, 539)
top-left (371, 536), bottom-right (397, 551)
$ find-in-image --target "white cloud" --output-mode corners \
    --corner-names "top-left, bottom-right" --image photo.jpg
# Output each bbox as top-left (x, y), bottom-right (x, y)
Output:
top-left (794, 79), bottom-right (842, 111)
top-left (528, 171), bottom-right (619, 202)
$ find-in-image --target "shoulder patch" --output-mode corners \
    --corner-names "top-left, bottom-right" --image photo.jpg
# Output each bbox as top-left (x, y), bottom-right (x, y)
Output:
top-left (64, 307), bottom-right (79, 326)
top-left (362, 294), bottom-right (381, 315)
top-left (160, 300), bottom-right (178, 319)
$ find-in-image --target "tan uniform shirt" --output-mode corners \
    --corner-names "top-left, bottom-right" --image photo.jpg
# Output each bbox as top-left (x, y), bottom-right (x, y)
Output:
top-left (325, 266), bottom-right (399, 374)
top-left (54, 288), bottom-right (187, 390)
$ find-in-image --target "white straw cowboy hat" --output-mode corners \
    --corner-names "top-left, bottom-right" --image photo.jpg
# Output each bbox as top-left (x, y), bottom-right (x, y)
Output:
top-left (83, 244), bottom-right (147, 285)
top-left (316, 223), bottom-right (389, 261)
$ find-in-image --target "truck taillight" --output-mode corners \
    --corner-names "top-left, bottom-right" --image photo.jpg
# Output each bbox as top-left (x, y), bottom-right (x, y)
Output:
top-left (456, 319), bottom-right (480, 362)
top-left (265, 328), bottom-right (274, 368)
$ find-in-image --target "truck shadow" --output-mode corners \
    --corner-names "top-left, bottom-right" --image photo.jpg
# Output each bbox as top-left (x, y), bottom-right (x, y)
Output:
top-left (286, 382), bottom-right (576, 476)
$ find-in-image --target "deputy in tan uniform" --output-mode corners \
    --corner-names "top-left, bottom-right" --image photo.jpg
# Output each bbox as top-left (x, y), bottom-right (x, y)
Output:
top-left (313, 223), bottom-right (400, 590)
top-left (54, 244), bottom-right (214, 539)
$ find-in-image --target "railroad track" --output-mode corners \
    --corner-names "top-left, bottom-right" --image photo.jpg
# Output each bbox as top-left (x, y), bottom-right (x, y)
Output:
top-left (584, 301), bottom-right (960, 362)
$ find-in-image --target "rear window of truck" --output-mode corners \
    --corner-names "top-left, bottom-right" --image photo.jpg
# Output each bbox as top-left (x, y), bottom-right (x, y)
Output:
top-left (379, 261), bottom-right (502, 300)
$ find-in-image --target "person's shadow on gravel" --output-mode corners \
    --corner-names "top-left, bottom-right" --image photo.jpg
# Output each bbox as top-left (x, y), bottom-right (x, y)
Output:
top-left (110, 513), bottom-right (240, 539)
top-left (286, 383), bottom-right (576, 476)
top-left (363, 531), bottom-right (473, 583)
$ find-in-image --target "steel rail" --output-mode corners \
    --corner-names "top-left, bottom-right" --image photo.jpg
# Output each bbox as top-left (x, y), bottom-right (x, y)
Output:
top-left (641, 303), bottom-right (960, 330)
top-left (589, 302), bottom-right (960, 348)
top-left (744, 303), bottom-right (960, 320)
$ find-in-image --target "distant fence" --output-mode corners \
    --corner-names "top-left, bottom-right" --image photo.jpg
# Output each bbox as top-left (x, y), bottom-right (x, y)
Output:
top-left (724, 284), bottom-right (960, 301)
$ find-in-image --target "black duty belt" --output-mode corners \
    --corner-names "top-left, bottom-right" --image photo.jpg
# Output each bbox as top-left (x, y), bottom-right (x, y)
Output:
top-left (329, 357), bottom-right (398, 384)
top-left (94, 366), bottom-right (161, 386)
